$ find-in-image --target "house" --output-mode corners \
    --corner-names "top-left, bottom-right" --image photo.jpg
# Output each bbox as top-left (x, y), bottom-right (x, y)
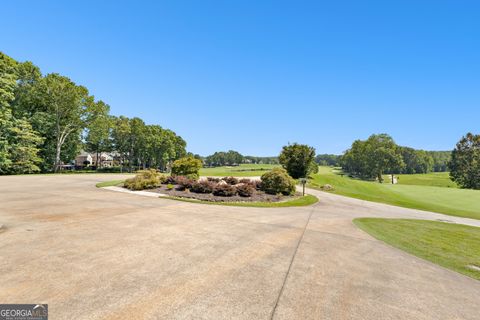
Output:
top-left (91, 152), bottom-right (114, 167)
top-left (75, 152), bottom-right (93, 167)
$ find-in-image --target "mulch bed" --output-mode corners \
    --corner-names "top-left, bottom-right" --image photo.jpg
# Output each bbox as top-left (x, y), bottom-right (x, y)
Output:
top-left (148, 184), bottom-right (301, 203)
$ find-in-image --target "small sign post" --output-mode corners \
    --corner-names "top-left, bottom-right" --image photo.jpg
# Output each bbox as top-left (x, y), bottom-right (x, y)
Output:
top-left (299, 178), bottom-right (307, 196)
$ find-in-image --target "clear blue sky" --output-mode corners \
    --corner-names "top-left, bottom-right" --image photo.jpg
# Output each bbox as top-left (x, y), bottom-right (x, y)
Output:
top-left (2, 1), bottom-right (479, 156)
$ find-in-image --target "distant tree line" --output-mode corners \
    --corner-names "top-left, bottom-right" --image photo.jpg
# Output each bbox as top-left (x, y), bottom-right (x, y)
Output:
top-left (203, 151), bottom-right (279, 167)
top-left (428, 151), bottom-right (451, 172)
top-left (315, 154), bottom-right (341, 166)
top-left (0, 52), bottom-right (186, 174)
top-left (243, 156), bottom-right (279, 165)
top-left (204, 150), bottom-right (243, 167)
top-left (340, 134), bottom-right (452, 183)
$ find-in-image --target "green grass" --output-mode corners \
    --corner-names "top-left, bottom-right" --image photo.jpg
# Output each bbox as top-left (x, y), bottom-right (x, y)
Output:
top-left (200, 164), bottom-right (279, 177)
top-left (96, 180), bottom-right (125, 188)
top-left (383, 171), bottom-right (458, 188)
top-left (309, 167), bottom-right (480, 220)
top-left (162, 194), bottom-right (318, 207)
top-left (354, 218), bottom-right (480, 280)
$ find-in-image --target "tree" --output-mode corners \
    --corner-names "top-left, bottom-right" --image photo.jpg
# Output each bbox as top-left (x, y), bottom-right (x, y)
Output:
top-left (0, 53), bottom-right (17, 172)
top-left (0, 52), bottom-right (43, 174)
top-left (0, 109), bottom-right (13, 173)
top-left (315, 154), bottom-right (341, 166)
top-left (428, 151), bottom-right (451, 172)
top-left (279, 143), bottom-right (317, 179)
top-left (7, 118), bottom-right (43, 174)
top-left (85, 101), bottom-right (112, 167)
top-left (204, 150), bottom-right (244, 167)
top-left (398, 147), bottom-right (433, 174)
top-left (449, 133), bottom-right (480, 189)
top-left (0, 51), bottom-right (187, 175)
top-left (342, 134), bottom-right (404, 182)
top-left (20, 73), bottom-right (91, 172)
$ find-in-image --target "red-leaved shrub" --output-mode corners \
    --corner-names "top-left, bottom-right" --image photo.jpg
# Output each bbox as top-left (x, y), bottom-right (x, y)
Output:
top-left (236, 183), bottom-right (255, 197)
top-left (213, 184), bottom-right (237, 196)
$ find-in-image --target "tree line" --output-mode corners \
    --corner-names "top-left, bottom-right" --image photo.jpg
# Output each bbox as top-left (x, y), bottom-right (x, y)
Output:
top-left (340, 133), bottom-right (479, 189)
top-left (341, 134), bottom-right (452, 182)
top-left (0, 52), bottom-right (186, 174)
top-left (203, 150), bottom-right (279, 167)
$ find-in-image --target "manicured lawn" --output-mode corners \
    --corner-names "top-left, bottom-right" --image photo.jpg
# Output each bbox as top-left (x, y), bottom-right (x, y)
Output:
top-left (200, 164), bottom-right (279, 177)
top-left (96, 180), bottom-right (125, 188)
top-left (309, 167), bottom-right (480, 220)
top-left (354, 218), bottom-right (480, 280)
top-left (163, 194), bottom-right (318, 207)
top-left (383, 171), bottom-right (457, 188)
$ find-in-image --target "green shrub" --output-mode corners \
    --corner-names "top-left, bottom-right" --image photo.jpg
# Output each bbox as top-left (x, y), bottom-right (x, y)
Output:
top-left (124, 169), bottom-right (162, 190)
top-left (213, 184), bottom-right (237, 197)
top-left (260, 167), bottom-right (296, 195)
top-left (236, 183), bottom-right (255, 197)
top-left (167, 183), bottom-right (174, 190)
top-left (171, 157), bottom-right (202, 180)
top-left (191, 180), bottom-right (215, 193)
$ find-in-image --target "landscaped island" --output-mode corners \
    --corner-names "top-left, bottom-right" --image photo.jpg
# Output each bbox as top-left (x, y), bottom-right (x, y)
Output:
top-left (102, 163), bottom-right (318, 207)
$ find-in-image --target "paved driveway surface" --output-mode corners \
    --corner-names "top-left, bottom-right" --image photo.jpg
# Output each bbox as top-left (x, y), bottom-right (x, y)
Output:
top-left (0, 174), bottom-right (479, 319)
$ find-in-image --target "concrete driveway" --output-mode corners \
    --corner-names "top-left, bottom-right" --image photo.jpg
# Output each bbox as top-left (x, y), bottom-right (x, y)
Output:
top-left (0, 174), bottom-right (479, 319)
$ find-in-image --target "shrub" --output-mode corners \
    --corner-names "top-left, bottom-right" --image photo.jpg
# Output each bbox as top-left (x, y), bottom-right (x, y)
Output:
top-left (171, 157), bottom-right (202, 180)
top-left (213, 184), bottom-right (237, 197)
top-left (222, 176), bottom-right (239, 185)
top-left (124, 169), bottom-right (162, 190)
top-left (207, 177), bottom-right (221, 183)
top-left (191, 180), bottom-right (215, 194)
top-left (260, 167), bottom-right (296, 195)
top-left (158, 175), bottom-right (168, 184)
top-left (239, 178), bottom-right (261, 189)
top-left (236, 183), bottom-right (255, 197)
top-left (165, 175), bottom-right (176, 184)
top-left (253, 180), bottom-right (263, 190)
top-left (166, 183), bottom-right (174, 190)
top-left (175, 176), bottom-right (195, 191)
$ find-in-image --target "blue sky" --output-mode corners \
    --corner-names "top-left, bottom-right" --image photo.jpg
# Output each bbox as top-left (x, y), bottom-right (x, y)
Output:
top-left (1, 1), bottom-right (479, 156)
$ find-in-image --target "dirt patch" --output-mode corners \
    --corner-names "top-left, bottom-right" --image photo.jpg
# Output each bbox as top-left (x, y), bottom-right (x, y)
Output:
top-left (148, 185), bottom-right (301, 203)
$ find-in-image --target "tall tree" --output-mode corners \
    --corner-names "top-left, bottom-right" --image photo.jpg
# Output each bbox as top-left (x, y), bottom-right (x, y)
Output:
top-left (7, 118), bottom-right (43, 174)
top-left (0, 53), bottom-right (17, 172)
top-left (0, 109), bottom-right (13, 173)
top-left (27, 74), bottom-right (91, 171)
top-left (449, 133), bottom-right (480, 189)
top-left (85, 101), bottom-right (112, 167)
top-left (342, 134), bottom-right (404, 182)
top-left (279, 143), bottom-right (317, 179)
